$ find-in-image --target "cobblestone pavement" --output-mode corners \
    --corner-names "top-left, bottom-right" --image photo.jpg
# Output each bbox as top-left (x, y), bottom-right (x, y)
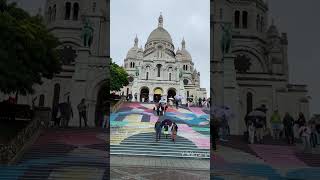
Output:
top-left (110, 155), bottom-right (209, 180)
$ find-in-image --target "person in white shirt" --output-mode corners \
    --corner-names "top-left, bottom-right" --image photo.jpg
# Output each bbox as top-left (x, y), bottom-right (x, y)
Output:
top-left (299, 122), bottom-right (311, 152)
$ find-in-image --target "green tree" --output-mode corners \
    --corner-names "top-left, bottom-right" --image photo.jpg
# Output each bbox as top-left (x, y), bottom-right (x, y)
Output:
top-left (110, 61), bottom-right (129, 92)
top-left (0, 0), bottom-right (61, 96)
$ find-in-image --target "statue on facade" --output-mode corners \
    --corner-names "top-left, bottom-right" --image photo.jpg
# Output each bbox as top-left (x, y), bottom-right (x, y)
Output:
top-left (179, 68), bottom-right (183, 78)
top-left (220, 23), bottom-right (232, 56)
top-left (135, 66), bottom-right (139, 76)
top-left (81, 18), bottom-right (94, 47)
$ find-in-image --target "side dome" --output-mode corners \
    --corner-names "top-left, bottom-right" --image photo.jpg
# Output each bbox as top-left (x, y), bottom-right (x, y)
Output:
top-left (126, 47), bottom-right (139, 59)
top-left (267, 20), bottom-right (279, 37)
top-left (180, 38), bottom-right (192, 61)
top-left (126, 35), bottom-right (139, 59)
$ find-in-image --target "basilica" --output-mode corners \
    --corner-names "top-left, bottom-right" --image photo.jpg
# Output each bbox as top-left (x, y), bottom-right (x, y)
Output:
top-left (0, 0), bottom-right (110, 127)
top-left (122, 14), bottom-right (207, 103)
top-left (212, 0), bottom-right (310, 135)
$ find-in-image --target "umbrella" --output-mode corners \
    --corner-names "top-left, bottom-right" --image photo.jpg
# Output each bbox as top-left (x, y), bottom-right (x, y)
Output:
top-left (161, 119), bottom-right (173, 126)
top-left (168, 97), bottom-right (174, 100)
top-left (159, 99), bottom-right (166, 104)
top-left (248, 110), bottom-right (266, 117)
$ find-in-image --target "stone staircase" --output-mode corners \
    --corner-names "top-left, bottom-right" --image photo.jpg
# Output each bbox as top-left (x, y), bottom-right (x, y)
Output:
top-left (0, 128), bottom-right (109, 180)
top-left (111, 132), bottom-right (210, 159)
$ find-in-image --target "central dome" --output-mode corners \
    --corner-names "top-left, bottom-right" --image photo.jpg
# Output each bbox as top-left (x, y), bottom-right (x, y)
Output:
top-left (147, 27), bottom-right (173, 44)
top-left (146, 13), bottom-right (173, 44)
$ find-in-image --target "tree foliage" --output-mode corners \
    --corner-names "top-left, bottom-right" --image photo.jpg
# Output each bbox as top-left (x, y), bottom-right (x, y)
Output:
top-left (110, 61), bottom-right (129, 92)
top-left (0, 0), bottom-right (61, 95)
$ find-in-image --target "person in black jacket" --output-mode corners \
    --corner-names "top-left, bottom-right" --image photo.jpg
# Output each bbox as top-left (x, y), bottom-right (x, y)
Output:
top-left (283, 112), bottom-right (295, 144)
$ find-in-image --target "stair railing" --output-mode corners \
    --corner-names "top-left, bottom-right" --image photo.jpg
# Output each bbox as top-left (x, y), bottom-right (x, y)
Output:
top-left (0, 107), bottom-right (51, 164)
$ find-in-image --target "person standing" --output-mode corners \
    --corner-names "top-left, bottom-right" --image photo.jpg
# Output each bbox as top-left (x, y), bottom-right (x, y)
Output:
top-left (219, 114), bottom-right (229, 142)
top-left (248, 118), bottom-right (256, 144)
top-left (171, 122), bottom-right (178, 143)
top-left (270, 110), bottom-right (282, 140)
top-left (283, 112), bottom-right (295, 144)
top-left (154, 120), bottom-right (162, 142)
top-left (299, 122), bottom-right (311, 152)
top-left (62, 100), bottom-right (73, 128)
top-left (77, 98), bottom-right (88, 128)
top-left (163, 122), bottom-right (169, 139)
top-left (255, 111), bottom-right (266, 144)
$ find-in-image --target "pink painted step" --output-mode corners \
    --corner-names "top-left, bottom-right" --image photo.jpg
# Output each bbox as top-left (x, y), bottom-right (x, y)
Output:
top-left (249, 144), bottom-right (307, 168)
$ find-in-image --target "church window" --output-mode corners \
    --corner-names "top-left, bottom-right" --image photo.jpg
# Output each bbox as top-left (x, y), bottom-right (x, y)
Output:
top-left (219, 8), bottom-right (223, 20)
top-left (186, 65), bottom-right (188, 71)
top-left (73, 3), bottom-right (79, 21)
top-left (169, 73), bottom-right (171, 81)
top-left (183, 79), bottom-right (188, 85)
top-left (52, 5), bottom-right (56, 21)
top-left (93, 2), bottom-right (96, 12)
top-left (187, 91), bottom-right (190, 98)
top-left (261, 16), bottom-right (264, 32)
top-left (156, 64), bottom-right (162, 77)
top-left (65, 2), bottom-right (71, 20)
top-left (234, 11), bottom-right (240, 28)
top-left (146, 72), bottom-right (149, 80)
top-left (246, 92), bottom-right (253, 113)
top-left (256, 14), bottom-right (260, 31)
top-left (39, 94), bottom-right (45, 107)
top-left (48, 6), bottom-right (52, 22)
top-left (242, 11), bottom-right (248, 29)
top-left (132, 62), bottom-right (135, 68)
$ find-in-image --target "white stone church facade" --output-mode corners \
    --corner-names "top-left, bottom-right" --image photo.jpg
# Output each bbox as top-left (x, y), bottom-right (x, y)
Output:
top-left (0, 0), bottom-right (110, 127)
top-left (121, 14), bottom-right (207, 103)
top-left (212, 0), bottom-right (310, 135)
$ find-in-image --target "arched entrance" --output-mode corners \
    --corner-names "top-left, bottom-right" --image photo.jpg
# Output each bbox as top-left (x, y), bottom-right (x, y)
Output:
top-left (140, 87), bottom-right (149, 102)
top-left (153, 87), bottom-right (163, 102)
top-left (95, 83), bottom-right (108, 127)
top-left (167, 88), bottom-right (176, 100)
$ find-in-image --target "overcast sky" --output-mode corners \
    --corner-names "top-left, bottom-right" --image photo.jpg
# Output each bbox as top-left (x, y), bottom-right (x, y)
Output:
top-left (110, 0), bottom-right (210, 96)
top-left (16, 0), bottom-right (319, 115)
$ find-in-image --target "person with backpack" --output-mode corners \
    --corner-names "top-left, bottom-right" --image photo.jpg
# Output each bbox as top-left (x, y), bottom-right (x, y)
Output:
top-left (171, 122), bottom-right (178, 143)
top-left (154, 120), bottom-right (162, 142)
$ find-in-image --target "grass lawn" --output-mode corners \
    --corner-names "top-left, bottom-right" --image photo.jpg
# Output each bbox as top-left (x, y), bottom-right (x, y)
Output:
top-left (0, 120), bottom-right (29, 145)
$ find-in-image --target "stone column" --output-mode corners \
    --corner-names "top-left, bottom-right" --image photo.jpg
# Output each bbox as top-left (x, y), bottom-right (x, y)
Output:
top-left (223, 54), bottom-right (240, 135)
top-left (69, 48), bottom-right (90, 127)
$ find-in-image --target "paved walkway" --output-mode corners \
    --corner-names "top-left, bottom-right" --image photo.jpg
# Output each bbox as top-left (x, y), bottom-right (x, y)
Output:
top-left (212, 136), bottom-right (320, 180)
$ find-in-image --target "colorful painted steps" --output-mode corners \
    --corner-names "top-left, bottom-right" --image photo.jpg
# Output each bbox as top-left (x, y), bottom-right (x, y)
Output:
top-left (111, 132), bottom-right (210, 159)
top-left (0, 128), bottom-right (108, 180)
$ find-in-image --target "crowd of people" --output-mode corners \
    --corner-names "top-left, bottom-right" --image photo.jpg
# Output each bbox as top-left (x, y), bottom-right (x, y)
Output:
top-left (244, 106), bottom-right (320, 152)
top-left (154, 120), bottom-right (179, 143)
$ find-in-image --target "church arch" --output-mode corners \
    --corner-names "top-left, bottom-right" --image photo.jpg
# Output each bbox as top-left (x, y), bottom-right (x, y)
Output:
top-left (140, 87), bottom-right (149, 102)
top-left (167, 88), bottom-right (176, 99)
